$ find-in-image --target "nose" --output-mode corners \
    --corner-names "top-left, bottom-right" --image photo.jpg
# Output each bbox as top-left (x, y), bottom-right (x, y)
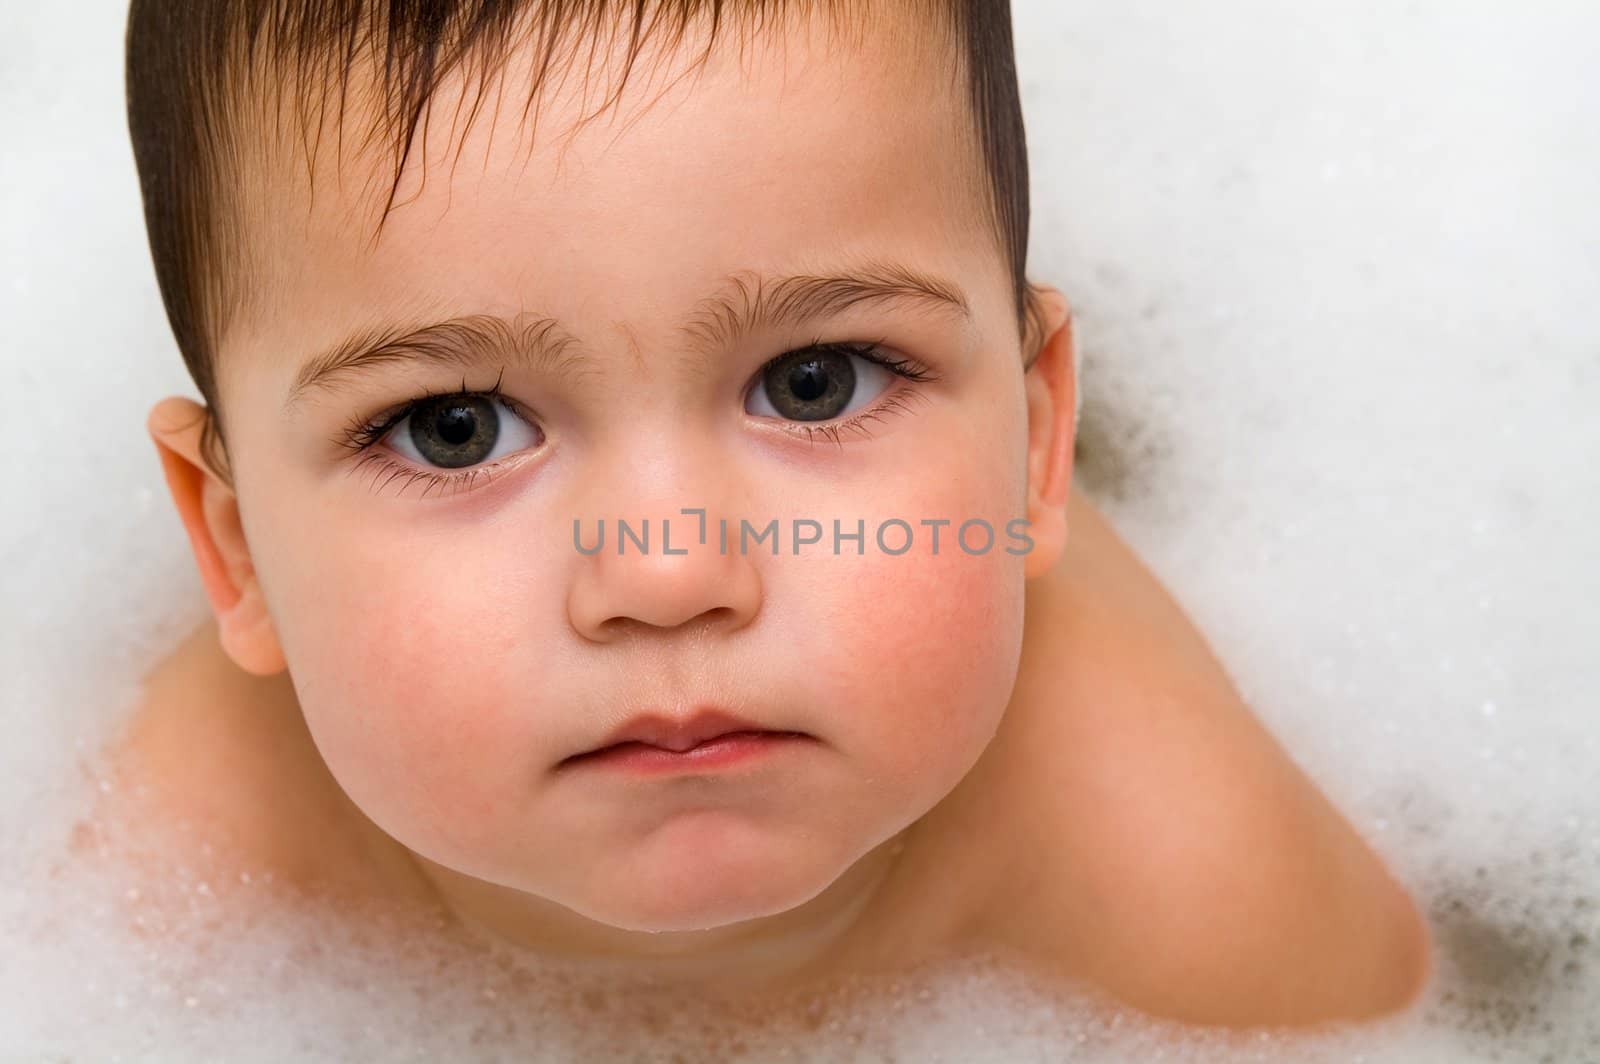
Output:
top-left (566, 503), bottom-right (764, 643)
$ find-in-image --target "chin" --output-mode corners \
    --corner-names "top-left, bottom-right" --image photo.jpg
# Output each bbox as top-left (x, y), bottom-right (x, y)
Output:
top-left (580, 843), bottom-right (847, 933)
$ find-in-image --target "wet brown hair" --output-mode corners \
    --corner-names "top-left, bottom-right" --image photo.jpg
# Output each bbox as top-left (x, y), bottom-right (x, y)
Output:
top-left (125, 0), bottom-right (1046, 480)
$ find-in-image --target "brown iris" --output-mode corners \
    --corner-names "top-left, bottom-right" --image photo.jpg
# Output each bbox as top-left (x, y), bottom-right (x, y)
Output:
top-left (760, 348), bottom-right (857, 421)
top-left (407, 395), bottom-right (500, 468)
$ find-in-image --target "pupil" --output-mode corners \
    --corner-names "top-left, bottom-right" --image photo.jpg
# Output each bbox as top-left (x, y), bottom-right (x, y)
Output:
top-left (436, 404), bottom-right (475, 445)
top-left (788, 361), bottom-right (828, 402)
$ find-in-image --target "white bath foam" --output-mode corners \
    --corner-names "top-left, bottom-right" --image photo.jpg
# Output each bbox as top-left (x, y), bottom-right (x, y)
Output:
top-left (0, 846), bottom-right (1552, 1064)
top-left (2, 0), bottom-right (1597, 1060)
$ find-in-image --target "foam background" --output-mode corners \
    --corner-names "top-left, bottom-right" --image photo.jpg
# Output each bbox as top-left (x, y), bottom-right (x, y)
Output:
top-left (2, 0), bottom-right (1596, 1059)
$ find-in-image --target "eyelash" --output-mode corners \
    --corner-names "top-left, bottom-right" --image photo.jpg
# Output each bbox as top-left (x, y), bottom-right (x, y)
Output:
top-left (336, 340), bottom-right (941, 499)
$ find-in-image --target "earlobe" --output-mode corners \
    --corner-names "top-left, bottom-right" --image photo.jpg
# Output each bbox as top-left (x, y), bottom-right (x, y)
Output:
top-left (1020, 285), bottom-right (1078, 581)
top-left (147, 397), bottom-right (287, 676)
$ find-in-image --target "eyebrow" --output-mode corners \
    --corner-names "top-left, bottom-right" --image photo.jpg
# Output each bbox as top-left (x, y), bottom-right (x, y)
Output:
top-left (283, 261), bottom-right (972, 412)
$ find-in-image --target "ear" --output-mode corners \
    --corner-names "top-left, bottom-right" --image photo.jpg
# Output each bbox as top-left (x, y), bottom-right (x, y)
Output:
top-left (1020, 284), bottom-right (1078, 580)
top-left (147, 397), bottom-right (287, 676)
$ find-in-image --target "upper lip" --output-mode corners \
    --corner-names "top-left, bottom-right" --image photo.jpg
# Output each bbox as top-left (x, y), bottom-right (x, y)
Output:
top-left (582, 707), bottom-right (779, 755)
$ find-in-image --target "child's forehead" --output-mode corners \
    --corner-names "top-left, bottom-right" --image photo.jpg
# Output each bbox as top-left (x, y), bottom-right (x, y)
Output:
top-left (243, 1), bottom-right (967, 226)
top-left (228, 4), bottom-right (997, 364)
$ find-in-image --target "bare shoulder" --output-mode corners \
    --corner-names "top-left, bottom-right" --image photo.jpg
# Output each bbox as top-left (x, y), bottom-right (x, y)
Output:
top-left (79, 621), bottom-right (424, 905)
top-left (978, 488), bottom-right (1434, 1028)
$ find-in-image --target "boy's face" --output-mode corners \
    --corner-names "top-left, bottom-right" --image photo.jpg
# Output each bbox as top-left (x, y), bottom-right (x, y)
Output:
top-left (209, 11), bottom-right (1068, 933)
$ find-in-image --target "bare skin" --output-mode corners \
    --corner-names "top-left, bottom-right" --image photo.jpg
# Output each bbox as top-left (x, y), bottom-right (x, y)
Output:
top-left (89, 483), bottom-right (1434, 1030)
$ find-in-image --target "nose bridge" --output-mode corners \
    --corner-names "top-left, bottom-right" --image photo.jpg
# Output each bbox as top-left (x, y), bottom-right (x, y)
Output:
top-left (566, 431), bottom-right (763, 641)
top-left (585, 415), bottom-right (737, 532)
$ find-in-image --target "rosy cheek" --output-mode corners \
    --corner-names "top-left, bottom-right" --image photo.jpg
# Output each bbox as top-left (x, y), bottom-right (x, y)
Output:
top-left (819, 529), bottom-right (1026, 789)
top-left (278, 557), bottom-right (531, 859)
top-left (842, 450), bottom-right (1031, 750)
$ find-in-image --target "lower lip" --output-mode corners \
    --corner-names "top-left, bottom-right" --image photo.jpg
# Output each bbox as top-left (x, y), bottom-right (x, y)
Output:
top-left (568, 731), bottom-right (806, 774)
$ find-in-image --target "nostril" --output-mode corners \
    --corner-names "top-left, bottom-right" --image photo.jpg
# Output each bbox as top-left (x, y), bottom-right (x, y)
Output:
top-left (594, 608), bottom-right (741, 643)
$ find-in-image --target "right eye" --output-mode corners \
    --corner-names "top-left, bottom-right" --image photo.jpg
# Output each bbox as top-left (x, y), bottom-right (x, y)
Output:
top-left (385, 393), bottom-right (543, 470)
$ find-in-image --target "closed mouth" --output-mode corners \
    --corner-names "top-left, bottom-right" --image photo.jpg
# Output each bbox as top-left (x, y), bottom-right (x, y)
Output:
top-left (559, 728), bottom-right (811, 767)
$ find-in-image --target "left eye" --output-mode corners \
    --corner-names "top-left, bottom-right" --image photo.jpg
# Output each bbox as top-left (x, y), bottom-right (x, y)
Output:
top-left (385, 394), bottom-right (542, 470)
top-left (745, 346), bottom-right (897, 422)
